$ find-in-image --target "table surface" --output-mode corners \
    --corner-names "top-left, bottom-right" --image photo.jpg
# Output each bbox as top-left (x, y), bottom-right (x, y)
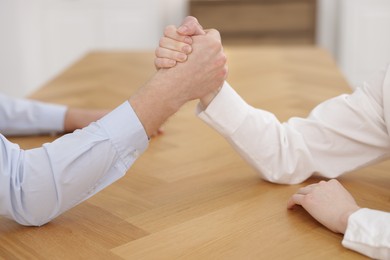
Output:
top-left (2, 46), bottom-right (387, 259)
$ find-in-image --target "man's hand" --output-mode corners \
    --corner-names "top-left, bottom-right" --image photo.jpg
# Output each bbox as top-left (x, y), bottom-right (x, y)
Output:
top-left (177, 16), bottom-right (205, 36)
top-left (155, 16), bottom-right (226, 109)
top-left (155, 16), bottom-right (206, 70)
top-left (153, 28), bottom-right (227, 104)
top-left (154, 16), bottom-right (206, 69)
top-left (129, 28), bottom-right (227, 138)
top-left (166, 28), bottom-right (227, 102)
top-left (155, 25), bottom-right (194, 69)
top-left (287, 179), bottom-right (360, 234)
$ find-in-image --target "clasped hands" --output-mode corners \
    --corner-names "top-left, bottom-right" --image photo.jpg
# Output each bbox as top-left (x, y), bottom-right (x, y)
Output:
top-left (154, 16), bottom-right (227, 109)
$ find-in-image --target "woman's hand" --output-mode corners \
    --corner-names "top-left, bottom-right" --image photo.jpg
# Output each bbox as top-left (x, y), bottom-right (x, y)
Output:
top-left (287, 179), bottom-right (360, 234)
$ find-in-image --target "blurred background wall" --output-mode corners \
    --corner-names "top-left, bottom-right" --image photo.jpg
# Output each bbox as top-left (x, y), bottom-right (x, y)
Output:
top-left (0, 0), bottom-right (389, 97)
top-left (318, 0), bottom-right (390, 89)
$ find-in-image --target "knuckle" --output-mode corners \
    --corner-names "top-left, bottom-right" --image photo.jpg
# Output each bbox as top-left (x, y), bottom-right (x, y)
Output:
top-left (163, 27), bottom-right (170, 36)
top-left (222, 66), bottom-right (228, 77)
top-left (186, 15), bottom-right (199, 24)
top-left (215, 54), bottom-right (227, 67)
top-left (166, 59), bottom-right (176, 67)
top-left (164, 25), bottom-right (175, 36)
top-left (216, 66), bottom-right (228, 78)
top-left (155, 47), bottom-right (161, 56)
top-left (191, 16), bottom-right (199, 23)
top-left (159, 38), bottom-right (165, 47)
top-left (177, 53), bottom-right (187, 62)
top-left (160, 58), bottom-right (175, 68)
top-left (208, 41), bottom-right (219, 52)
top-left (210, 28), bottom-right (221, 37)
top-left (329, 179), bottom-right (340, 186)
top-left (221, 53), bottom-right (227, 63)
top-left (211, 40), bottom-right (222, 51)
top-left (154, 58), bottom-right (162, 67)
top-left (303, 193), bottom-right (314, 205)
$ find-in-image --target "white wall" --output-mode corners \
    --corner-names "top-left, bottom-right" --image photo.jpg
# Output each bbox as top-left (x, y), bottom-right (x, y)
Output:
top-left (317, 0), bottom-right (390, 89)
top-left (0, 1), bottom-right (24, 97)
top-left (7, 0), bottom-right (389, 97)
top-left (0, 0), bottom-right (189, 98)
top-left (316, 0), bottom-right (339, 57)
top-left (338, 0), bottom-right (390, 88)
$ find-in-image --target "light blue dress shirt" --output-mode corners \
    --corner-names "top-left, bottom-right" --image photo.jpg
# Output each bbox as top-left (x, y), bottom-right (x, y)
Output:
top-left (0, 96), bottom-right (148, 226)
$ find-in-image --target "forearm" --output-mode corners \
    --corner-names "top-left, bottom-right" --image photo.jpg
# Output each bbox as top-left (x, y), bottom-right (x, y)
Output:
top-left (198, 82), bottom-right (390, 184)
top-left (198, 83), bottom-right (316, 183)
top-left (64, 107), bottom-right (108, 133)
top-left (129, 70), bottom-right (185, 137)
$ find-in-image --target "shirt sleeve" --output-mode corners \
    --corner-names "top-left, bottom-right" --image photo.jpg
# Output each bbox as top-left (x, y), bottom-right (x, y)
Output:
top-left (197, 74), bottom-right (390, 184)
top-left (342, 208), bottom-right (390, 259)
top-left (0, 93), bottom-right (67, 136)
top-left (0, 101), bottom-right (148, 226)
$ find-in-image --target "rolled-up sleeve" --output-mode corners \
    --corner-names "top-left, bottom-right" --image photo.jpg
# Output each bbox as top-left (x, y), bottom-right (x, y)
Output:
top-left (0, 101), bottom-right (148, 226)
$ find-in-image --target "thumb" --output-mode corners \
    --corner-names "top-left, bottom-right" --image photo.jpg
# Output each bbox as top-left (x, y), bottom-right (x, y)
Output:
top-left (177, 16), bottom-right (206, 36)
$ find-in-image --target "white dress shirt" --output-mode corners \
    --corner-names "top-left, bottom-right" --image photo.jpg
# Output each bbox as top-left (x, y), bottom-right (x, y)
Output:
top-left (0, 95), bottom-right (148, 226)
top-left (197, 66), bottom-right (390, 259)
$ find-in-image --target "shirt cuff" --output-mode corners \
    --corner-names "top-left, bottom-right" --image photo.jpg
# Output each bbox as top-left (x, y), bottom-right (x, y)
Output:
top-left (196, 81), bottom-right (250, 136)
top-left (97, 101), bottom-right (149, 168)
top-left (36, 103), bottom-right (67, 134)
top-left (342, 208), bottom-right (390, 259)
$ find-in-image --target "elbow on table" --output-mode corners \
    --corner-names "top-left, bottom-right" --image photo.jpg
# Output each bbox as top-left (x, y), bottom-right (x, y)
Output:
top-left (255, 161), bottom-right (346, 185)
top-left (15, 216), bottom-right (51, 227)
top-left (12, 201), bottom-right (57, 227)
top-left (3, 142), bottom-right (61, 226)
top-left (10, 187), bottom-right (59, 227)
top-left (247, 147), bottom-right (317, 185)
top-left (260, 171), bottom-right (308, 185)
top-left (12, 203), bottom-right (58, 227)
top-left (254, 163), bottom-right (312, 185)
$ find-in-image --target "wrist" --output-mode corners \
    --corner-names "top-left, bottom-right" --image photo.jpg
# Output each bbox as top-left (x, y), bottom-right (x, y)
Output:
top-left (339, 206), bottom-right (360, 234)
top-left (128, 71), bottom-right (187, 137)
top-left (150, 69), bottom-right (188, 110)
top-left (199, 85), bottom-right (222, 110)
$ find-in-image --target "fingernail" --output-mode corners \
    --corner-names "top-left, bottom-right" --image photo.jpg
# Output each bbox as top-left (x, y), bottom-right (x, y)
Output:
top-left (184, 37), bottom-right (192, 44)
top-left (182, 45), bottom-right (192, 54)
top-left (178, 53), bottom-right (187, 61)
top-left (178, 25), bottom-right (188, 34)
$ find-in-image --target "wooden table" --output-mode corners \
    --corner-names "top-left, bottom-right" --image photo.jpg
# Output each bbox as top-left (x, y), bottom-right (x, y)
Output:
top-left (1, 47), bottom-right (387, 259)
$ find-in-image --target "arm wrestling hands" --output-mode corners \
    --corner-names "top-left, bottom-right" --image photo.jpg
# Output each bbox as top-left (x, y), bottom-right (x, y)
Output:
top-left (155, 16), bottom-right (360, 235)
top-left (154, 16), bottom-right (226, 109)
top-left (130, 19), bottom-right (227, 138)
